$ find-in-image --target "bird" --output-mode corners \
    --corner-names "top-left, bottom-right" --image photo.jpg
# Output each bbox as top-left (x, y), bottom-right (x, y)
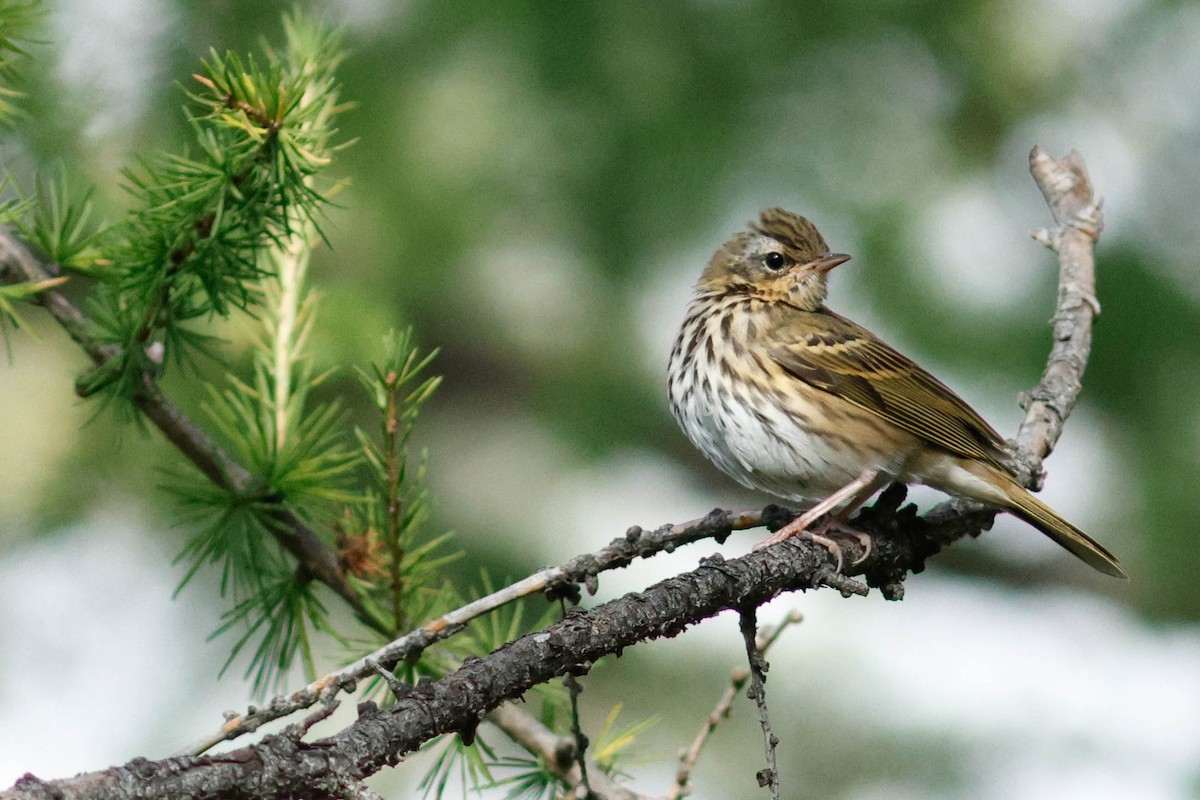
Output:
top-left (667, 207), bottom-right (1125, 578)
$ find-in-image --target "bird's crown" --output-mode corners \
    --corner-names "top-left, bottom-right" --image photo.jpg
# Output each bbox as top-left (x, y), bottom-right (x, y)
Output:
top-left (750, 208), bottom-right (829, 259)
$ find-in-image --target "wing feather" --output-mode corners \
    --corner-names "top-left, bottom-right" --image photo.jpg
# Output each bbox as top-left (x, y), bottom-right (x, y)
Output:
top-left (767, 308), bottom-right (1012, 469)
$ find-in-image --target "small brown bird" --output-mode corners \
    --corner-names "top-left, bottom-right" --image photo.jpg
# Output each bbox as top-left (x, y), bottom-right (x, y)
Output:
top-left (667, 208), bottom-right (1124, 578)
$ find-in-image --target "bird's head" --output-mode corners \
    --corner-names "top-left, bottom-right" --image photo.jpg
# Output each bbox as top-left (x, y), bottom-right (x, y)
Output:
top-left (697, 208), bottom-right (850, 311)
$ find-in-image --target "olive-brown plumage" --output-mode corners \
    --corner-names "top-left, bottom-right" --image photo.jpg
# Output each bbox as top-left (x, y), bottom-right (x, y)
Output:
top-left (668, 207), bottom-right (1124, 578)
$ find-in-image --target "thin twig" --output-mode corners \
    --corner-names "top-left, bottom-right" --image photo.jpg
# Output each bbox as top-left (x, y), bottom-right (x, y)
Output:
top-left (738, 608), bottom-right (780, 800)
top-left (559, 597), bottom-right (594, 800)
top-left (669, 611), bottom-right (802, 800)
top-left (1015, 146), bottom-right (1103, 483)
top-left (897, 147), bottom-right (1105, 567)
top-left (364, 658), bottom-right (411, 701)
top-left (672, 670), bottom-right (749, 800)
top-left (293, 699), bottom-right (338, 738)
top-left (563, 670), bottom-right (592, 799)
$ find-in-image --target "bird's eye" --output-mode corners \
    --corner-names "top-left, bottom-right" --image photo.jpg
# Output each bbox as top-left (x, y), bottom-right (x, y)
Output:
top-left (763, 251), bottom-right (786, 270)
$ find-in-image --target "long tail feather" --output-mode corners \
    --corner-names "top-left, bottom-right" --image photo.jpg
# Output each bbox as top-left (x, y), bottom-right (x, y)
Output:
top-left (999, 477), bottom-right (1126, 579)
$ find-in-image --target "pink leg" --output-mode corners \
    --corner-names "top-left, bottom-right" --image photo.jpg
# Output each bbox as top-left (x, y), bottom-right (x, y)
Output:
top-left (753, 469), bottom-right (881, 568)
top-left (819, 477), bottom-right (887, 565)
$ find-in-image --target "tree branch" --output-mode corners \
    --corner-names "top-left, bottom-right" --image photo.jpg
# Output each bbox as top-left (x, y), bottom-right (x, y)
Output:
top-left (1016, 146), bottom-right (1103, 483)
top-left (0, 485), bottom-right (1031, 800)
top-left (183, 507), bottom-right (770, 754)
top-left (0, 538), bottom-right (861, 800)
top-left (0, 229), bottom-right (382, 634)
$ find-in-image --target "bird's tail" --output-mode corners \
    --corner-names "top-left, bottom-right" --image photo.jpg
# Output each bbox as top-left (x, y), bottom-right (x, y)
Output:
top-left (990, 469), bottom-right (1126, 579)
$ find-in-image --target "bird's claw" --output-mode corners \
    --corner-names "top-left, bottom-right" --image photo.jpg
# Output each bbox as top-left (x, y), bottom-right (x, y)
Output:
top-left (809, 531), bottom-right (846, 573)
top-left (754, 517), bottom-right (873, 572)
top-left (819, 519), bottom-right (873, 565)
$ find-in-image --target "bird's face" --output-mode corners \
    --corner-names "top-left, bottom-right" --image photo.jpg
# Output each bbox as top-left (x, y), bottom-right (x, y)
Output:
top-left (696, 208), bottom-right (850, 312)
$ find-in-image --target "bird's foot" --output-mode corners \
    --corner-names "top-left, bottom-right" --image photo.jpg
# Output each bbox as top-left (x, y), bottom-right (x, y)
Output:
top-left (808, 529), bottom-right (848, 573)
top-left (814, 518), bottom-right (873, 566)
top-left (754, 515), bottom-right (872, 572)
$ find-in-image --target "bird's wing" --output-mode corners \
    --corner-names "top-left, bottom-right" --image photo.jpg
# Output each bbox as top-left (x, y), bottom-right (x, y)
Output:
top-left (766, 308), bottom-right (1012, 468)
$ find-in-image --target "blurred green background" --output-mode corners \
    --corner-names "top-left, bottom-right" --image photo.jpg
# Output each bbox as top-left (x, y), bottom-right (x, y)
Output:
top-left (2, 1), bottom-right (1199, 798)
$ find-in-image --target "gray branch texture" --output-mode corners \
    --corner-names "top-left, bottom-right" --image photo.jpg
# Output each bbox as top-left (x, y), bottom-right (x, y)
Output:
top-left (0, 147), bottom-right (1103, 800)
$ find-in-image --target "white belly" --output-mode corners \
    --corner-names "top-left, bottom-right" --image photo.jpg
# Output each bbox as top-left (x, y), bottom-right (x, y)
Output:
top-left (670, 362), bottom-right (889, 501)
top-left (668, 300), bottom-right (915, 504)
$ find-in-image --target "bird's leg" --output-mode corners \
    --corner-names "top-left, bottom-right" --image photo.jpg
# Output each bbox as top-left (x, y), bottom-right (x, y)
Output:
top-left (814, 477), bottom-right (888, 565)
top-left (754, 468), bottom-right (881, 569)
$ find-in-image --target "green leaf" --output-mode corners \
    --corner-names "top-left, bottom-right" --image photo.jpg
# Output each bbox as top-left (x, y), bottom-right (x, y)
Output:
top-left (0, 275), bottom-right (66, 357)
top-left (16, 170), bottom-right (104, 271)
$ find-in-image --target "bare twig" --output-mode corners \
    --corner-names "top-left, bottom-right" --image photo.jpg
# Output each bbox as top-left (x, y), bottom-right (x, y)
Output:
top-left (364, 658), bottom-right (411, 701)
top-left (673, 672), bottom-right (749, 800)
top-left (558, 597), bottom-right (594, 799)
top-left (293, 699), bottom-right (338, 737)
top-left (738, 608), bottom-right (780, 799)
top-left (1016, 146), bottom-right (1104, 483)
top-left (905, 147), bottom-right (1106, 557)
top-left (669, 611), bottom-right (802, 800)
top-left (563, 669), bottom-right (593, 799)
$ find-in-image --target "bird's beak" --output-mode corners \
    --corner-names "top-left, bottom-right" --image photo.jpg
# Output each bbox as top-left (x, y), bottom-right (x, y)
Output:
top-left (809, 253), bottom-right (852, 274)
